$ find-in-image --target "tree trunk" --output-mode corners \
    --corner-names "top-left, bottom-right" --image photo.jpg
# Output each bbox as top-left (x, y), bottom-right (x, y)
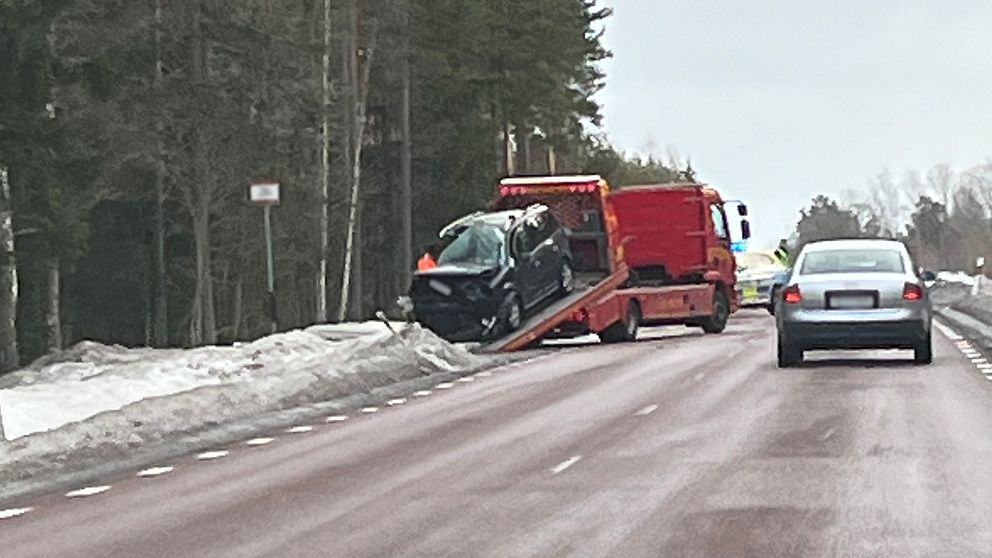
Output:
top-left (514, 122), bottom-right (529, 175)
top-left (231, 274), bottom-right (243, 340)
top-left (399, 0), bottom-right (413, 292)
top-left (503, 120), bottom-right (514, 176)
top-left (0, 165), bottom-right (18, 374)
top-left (317, 0), bottom-right (331, 324)
top-left (188, 0), bottom-right (216, 345)
top-left (338, 6), bottom-right (377, 322)
top-left (44, 258), bottom-right (62, 352)
top-left (151, 0), bottom-right (169, 347)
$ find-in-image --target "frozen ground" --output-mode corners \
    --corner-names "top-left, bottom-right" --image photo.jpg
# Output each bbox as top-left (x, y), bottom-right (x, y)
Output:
top-left (0, 323), bottom-right (489, 494)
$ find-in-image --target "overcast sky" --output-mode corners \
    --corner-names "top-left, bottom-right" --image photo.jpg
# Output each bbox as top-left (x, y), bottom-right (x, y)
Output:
top-left (598, 0), bottom-right (992, 247)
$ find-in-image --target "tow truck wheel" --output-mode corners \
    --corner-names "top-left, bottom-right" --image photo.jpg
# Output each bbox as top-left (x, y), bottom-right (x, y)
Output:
top-left (701, 289), bottom-right (730, 334)
top-left (598, 300), bottom-right (641, 344)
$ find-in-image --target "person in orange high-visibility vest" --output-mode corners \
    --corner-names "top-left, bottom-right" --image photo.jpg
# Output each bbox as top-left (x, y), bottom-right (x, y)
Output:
top-left (417, 243), bottom-right (439, 271)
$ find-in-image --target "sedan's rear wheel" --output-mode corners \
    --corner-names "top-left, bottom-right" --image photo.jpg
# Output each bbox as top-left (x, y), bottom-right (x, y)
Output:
top-left (777, 333), bottom-right (803, 368)
top-left (914, 332), bottom-right (933, 365)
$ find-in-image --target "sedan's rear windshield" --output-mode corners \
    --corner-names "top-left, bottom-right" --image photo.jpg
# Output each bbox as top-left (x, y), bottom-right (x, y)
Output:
top-left (800, 249), bottom-right (905, 275)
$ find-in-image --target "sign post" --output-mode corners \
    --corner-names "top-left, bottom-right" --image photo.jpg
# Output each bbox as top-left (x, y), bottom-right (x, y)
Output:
top-left (251, 182), bottom-right (280, 333)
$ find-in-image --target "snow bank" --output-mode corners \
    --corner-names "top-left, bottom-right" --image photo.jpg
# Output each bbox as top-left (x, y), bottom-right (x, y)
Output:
top-left (0, 324), bottom-right (482, 446)
top-left (936, 271), bottom-right (977, 286)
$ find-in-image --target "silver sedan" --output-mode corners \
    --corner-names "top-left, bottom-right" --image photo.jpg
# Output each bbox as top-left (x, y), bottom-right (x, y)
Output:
top-left (775, 239), bottom-right (934, 367)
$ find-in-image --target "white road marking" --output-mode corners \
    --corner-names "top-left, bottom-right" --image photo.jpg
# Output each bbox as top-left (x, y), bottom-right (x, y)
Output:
top-left (286, 425), bottom-right (314, 434)
top-left (196, 450), bottom-right (229, 461)
top-left (66, 486), bottom-right (111, 498)
top-left (361, 407), bottom-right (379, 414)
top-left (456, 377), bottom-right (474, 383)
top-left (979, 364), bottom-right (992, 371)
top-left (634, 404), bottom-right (659, 416)
top-left (694, 372), bottom-right (705, 382)
top-left (820, 428), bottom-right (836, 441)
top-left (246, 437), bottom-right (275, 446)
top-left (137, 466), bottom-right (174, 478)
top-left (551, 455), bottom-right (582, 475)
top-left (413, 390), bottom-right (432, 397)
top-left (935, 321), bottom-right (963, 340)
top-left (436, 382), bottom-right (454, 389)
top-left (386, 398), bottom-right (407, 406)
top-left (475, 371), bottom-right (493, 378)
top-left (0, 507), bottom-right (33, 520)
top-left (325, 415), bottom-right (348, 423)
top-left (964, 350), bottom-right (981, 357)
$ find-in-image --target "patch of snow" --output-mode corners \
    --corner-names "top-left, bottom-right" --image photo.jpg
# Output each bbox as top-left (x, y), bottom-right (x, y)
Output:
top-left (0, 324), bottom-right (484, 484)
top-left (937, 271), bottom-right (976, 286)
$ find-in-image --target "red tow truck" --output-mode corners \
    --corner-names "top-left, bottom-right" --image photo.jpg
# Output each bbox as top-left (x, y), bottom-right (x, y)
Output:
top-left (485, 175), bottom-right (750, 352)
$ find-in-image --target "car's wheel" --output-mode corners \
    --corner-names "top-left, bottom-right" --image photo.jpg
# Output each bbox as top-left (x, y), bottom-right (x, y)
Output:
top-left (701, 288), bottom-right (730, 334)
top-left (558, 259), bottom-right (575, 295)
top-left (914, 331), bottom-right (933, 365)
top-left (599, 300), bottom-right (641, 344)
top-left (777, 333), bottom-right (803, 368)
top-left (491, 291), bottom-right (523, 339)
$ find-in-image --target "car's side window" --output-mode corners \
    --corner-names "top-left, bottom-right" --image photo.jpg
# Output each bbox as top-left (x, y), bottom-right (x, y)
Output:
top-left (710, 204), bottom-right (729, 241)
top-left (530, 213), bottom-right (550, 245)
top-left (513, 224), bottom-right (538, 257)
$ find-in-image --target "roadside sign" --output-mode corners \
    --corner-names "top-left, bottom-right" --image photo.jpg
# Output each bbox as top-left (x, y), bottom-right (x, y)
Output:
top-left (250, 182), bottom-right (280, 205)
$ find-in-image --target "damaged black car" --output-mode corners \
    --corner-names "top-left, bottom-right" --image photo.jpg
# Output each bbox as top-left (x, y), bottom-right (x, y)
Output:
top-left (409, 205), bottom-right (573, 342)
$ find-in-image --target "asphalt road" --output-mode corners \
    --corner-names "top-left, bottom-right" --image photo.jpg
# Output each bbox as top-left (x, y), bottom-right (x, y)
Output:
top-left (4, 311), bottom-right (992, 557)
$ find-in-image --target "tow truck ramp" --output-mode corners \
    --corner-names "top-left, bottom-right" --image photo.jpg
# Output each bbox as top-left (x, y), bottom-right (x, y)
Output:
top-left (481, 267), bottom-right (630, 353)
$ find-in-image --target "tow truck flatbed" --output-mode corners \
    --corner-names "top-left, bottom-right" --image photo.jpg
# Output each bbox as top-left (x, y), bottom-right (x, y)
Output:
top-left (481, 266), bottom-right (630, 352)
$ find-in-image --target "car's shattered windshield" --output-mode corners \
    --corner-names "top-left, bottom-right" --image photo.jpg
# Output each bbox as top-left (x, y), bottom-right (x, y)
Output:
top-left (436, 223), bottom-right (505, 268)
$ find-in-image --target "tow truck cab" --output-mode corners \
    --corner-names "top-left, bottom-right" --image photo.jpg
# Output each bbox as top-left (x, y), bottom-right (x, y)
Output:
top-left (611, 185), bottom-right (742, 305)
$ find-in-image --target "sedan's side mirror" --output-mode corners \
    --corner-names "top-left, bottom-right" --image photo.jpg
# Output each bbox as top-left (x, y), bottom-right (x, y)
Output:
top-left (737, 204), bottom-right (749, 217)
top-left (740, 219), bottom-right (752, 240)
top-left (920, 270), bottom-right (937, 282)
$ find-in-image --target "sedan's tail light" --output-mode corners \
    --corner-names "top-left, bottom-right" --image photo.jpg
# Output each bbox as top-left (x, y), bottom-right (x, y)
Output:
top-left (784, 285), bottom-right (802, 304)
top-left (903, 283), bottom-right (924, 301)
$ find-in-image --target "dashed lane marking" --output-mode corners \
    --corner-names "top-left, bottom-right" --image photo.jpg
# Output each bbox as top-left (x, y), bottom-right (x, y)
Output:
top-left (413, 390), bottom-right (432, 397)
top-left (137, 466), bottom-right (174, 478)
top-left (634, 404), bottom-right (659, 416)
top-left (325, 415), bottom-right (348, 423)
top-left (66, 486), bottom-right (111, 498)
top-left (386, 398), bottom-right (407, 406)
top-left (475, 371), bottom-right (493, 378)
top-left (0, 507), bottom-right (33, 520)
top-left (456, 377), bottom-right (475, 383)
top-left (551, 456), bottom-right (582, 475)
top-left (436, 382), bottom-right (454, 390)
top-left (246, 437), bottom-right (275, 446)
top-left (196, 450), bottom-right (229, 461)
top-left (361, 407), bottom-right (379, 414)
top-left (285, 425), bottom-right (314, 434)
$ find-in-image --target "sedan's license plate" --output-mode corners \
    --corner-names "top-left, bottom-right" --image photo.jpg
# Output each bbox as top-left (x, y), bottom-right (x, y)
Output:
top-left (829, 295), bottom-right (874, 309)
